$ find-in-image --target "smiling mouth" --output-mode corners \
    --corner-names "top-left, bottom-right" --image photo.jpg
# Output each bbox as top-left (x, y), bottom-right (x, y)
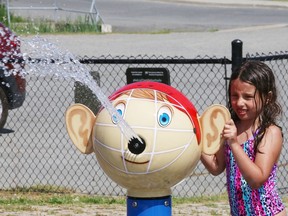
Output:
top-left (122, 157), bottom-right (149, 164)
top-left (237, 109), bottom-right (247, 115)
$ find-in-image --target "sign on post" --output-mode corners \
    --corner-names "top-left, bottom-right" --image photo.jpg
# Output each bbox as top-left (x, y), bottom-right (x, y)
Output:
top-left (126, 67), bottom-right (170, 85)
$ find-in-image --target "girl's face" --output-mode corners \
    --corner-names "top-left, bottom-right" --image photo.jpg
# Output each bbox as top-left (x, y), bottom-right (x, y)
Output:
top-left (230, 78), bottom-right (262, 122)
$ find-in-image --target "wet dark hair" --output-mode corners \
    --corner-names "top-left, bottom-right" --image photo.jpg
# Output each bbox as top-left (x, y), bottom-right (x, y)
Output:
top-left (228, 60), bottom-right (282, 154)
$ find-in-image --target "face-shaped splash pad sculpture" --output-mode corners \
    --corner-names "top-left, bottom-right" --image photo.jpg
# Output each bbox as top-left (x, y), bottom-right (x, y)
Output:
top-left (66, 81), bottom-right (230, 215)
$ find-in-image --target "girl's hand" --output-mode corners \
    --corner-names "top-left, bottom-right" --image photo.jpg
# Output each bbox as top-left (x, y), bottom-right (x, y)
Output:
top-left (222, 119), bottom-right (238, 146)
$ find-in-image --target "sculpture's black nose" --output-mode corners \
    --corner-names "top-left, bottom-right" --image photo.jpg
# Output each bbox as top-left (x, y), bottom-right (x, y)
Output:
top-left (128, 136), bottom-right (146, 155)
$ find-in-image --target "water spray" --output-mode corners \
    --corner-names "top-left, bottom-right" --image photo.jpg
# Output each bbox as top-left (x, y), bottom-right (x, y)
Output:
top-left (20, 36), bottom-right (143, 146)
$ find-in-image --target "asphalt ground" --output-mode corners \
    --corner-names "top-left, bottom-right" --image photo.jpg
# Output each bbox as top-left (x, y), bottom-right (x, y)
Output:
top-left (10, 0), bottom-right (285, 58)
top-left (24, 24), bottom-right (288, 59)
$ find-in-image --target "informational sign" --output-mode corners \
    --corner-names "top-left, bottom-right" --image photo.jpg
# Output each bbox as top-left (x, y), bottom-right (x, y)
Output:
top-left (126, 67), bottom-right (170, 85)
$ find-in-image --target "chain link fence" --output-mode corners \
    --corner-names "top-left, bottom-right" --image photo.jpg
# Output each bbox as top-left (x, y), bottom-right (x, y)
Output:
top-left (1, 50), bottom-right (288, 198)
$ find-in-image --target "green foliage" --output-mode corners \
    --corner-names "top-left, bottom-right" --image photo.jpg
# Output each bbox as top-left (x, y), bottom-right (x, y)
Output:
top-left (0, 3), bottom-right (101, 34)
top-left (0, 4), bottom-right (25, 25)
top-left (0, 4), bottom-right (8, 25)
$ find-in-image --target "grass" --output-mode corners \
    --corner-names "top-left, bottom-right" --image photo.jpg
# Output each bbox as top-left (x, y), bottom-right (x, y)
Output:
top-left (0, 185), bottom-right (287, 215)
top-left (1, 185), bottom-right (287, 206)
top-left (173, 193), bottom-right (228, 204)
top-left (0, 185), bottom-right (228, 206)
top-left (0, 4), bottom-right (102, 35)
top-left (0, 185), bottom-right (228, 208)
top-left (0, 185), bottom-right (126, 206)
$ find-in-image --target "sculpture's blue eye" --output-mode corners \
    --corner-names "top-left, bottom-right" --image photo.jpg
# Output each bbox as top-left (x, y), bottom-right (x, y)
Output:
top-left (112, 102), bottom-right (125, 124)
top-left (157, 106), bottom-right (172, 127)
top-left (117, 108), bottom-right (123, 116)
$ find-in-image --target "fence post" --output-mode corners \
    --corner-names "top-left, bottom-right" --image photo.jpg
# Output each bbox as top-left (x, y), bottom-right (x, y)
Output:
top-left (5, 0), bottom-right (11, 26)
top-left (231, 39), bottom-right (243, 73)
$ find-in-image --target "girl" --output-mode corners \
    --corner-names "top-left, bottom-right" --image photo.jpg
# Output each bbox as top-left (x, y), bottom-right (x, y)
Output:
top-left (201, 61), bottom-right (286, 215)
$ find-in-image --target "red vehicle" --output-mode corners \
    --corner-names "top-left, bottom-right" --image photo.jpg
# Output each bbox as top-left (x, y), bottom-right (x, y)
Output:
top-left (0, 22), bottom-right (26, 129)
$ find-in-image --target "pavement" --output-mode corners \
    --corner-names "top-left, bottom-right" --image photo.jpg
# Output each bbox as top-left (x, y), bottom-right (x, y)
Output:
top-left (21, 0), bottom-right (288, 59)
top-left (164, 0), bottom-right (288, 8)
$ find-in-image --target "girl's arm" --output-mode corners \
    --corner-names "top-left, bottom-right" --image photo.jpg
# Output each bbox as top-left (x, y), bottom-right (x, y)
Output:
top-left (223, 120), bottom-right (283, 189)
top-left (200, 143), bottom-right (226, 176)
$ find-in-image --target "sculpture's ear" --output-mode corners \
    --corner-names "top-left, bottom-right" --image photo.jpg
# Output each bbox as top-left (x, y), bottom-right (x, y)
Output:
top-left (199, 104), bottom-right (230, 155)
top-left (65, 104), bottom-right (96, 154)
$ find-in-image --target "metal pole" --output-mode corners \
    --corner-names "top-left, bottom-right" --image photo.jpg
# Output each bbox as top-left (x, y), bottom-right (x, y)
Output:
top-left (127, 196), bottom-right (172, 216)
top-left (90, 0), bottom-right (103, 24)
top-left (223, 57), bottom-right (229, 107)
top-left (6, 0), bottom-right (10, 26)
top-left (231, 39), bottom-right (243, 73)
top-left (53, 0), bottom-right (57, 22)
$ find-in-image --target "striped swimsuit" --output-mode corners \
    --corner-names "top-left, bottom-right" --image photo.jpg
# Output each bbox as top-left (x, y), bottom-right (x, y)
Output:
top-left (225, 133), bottom-right (285, 216)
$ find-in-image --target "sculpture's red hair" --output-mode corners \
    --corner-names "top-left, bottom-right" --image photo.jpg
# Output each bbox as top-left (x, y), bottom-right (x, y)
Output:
top-left (110, 81), bottom-right (201, 144)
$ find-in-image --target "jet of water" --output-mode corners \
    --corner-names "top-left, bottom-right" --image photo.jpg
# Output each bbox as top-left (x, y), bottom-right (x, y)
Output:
top-left (21, 36), bottom-right (143, 146)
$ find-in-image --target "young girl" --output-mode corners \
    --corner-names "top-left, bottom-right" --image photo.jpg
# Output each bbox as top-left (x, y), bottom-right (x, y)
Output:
top-left (201, 61), bottom-right (286, 215)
